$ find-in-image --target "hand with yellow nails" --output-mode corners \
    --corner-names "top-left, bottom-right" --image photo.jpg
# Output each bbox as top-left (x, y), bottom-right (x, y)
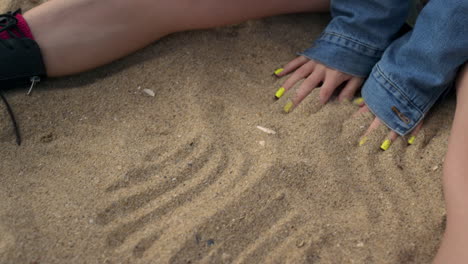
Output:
top-left (354, 99), bottom-right (424, 151)
top-left (274, 56), bottom-right (364, 112)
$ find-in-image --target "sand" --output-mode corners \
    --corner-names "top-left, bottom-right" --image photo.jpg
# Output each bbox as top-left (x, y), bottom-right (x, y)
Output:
top-left (0, 1), bottom-right (454, 263)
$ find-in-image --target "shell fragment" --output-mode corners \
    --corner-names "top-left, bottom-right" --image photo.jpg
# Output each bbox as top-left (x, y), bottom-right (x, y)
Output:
top-left (256, 126), bottom-right (276, 135)
top-left (143, 89), bottom-right (155, 97)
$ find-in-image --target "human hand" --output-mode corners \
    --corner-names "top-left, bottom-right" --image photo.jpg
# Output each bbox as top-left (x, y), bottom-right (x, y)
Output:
top-left (274, 56), bottom-right (364, 113)
top-left (354, 100), bottom-right (423, 150)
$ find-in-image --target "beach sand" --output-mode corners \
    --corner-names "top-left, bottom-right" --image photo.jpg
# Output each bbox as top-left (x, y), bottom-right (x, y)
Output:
top-left (0, 1), bottom-right (454, 263)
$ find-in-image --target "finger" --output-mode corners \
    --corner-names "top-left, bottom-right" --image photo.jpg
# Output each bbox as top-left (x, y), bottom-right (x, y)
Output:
top-left (380, 131), bottom-right (399, 151)
top-left (338, 78), bottom-right (364, 102)
top-left (274, 56), bottom-right (310, 77)
top-left (353, 97), bottom-right (365, 107)
top-left (353, 104), bottom-right (370, 117)
top-left (359, 117), bottom-right (381, 146)
top-left (319, 71), bottom-right (349, 104)
top-left (275, 60), bottom-right (316, 100)
top-left (408, 121), bottom-right (423, 145)
top-left (281, 60), bottom-right (316, 91)
top-left (291, 68), bottom-right (325, 106)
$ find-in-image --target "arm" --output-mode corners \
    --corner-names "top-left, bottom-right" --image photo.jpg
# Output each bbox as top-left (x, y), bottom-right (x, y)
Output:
top-left (362, 0), bottom-right (468, 135)
top-left (434, 65), bottom-right (468, 264)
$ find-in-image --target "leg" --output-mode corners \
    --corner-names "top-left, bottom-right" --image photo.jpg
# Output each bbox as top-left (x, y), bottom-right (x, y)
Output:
top-left (434, 64), bottom-right (468, 264)
top-left (23, 0), bottom-right (330, 77)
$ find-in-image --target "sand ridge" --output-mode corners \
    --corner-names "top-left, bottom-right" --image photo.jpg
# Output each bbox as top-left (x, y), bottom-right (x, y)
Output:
top-left (0, 1), bottom-right (452, 263)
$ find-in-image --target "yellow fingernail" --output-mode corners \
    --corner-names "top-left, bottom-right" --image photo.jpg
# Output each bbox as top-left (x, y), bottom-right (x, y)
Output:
top-left (380, 139), bottom-right (392, 151)
top-left (359, 137), bottom-right (367, 146)
top-left (284, 101), bottom-right (294, 113)
top-left (353, 97), bottom-right (364, 105)
top-left (275, 87), bottom-right (286, 99)
top-left (274, 68), bottom-right (284, 76)
top-left (408, 136), bottom-right (416, 145)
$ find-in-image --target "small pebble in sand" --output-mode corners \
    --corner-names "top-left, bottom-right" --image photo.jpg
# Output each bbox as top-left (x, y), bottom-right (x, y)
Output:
top-left (357, 242), bottom-right (364, 247)
top-left (276, 193), bottom-right (286, 201)
top-left (432, 165), bottom-right (439, 171)
top-left (143, 89), bottom-right (155, 97)
top-left (207, 239), bottom-right (215, 246)
top-left (296, 240), bottom-right (306, 248)
top-left (256, 126), bottom-right (276, 135)
top-left (258, 141), bottom-right (266, 146)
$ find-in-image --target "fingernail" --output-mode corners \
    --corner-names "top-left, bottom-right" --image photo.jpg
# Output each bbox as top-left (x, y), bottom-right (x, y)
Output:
top-left (408, 136), bottom-right (416, 145)
top-left (353, 97), bottom-right (364, 105)
top-left (359, 137), bottom-right (367, 146)
top-left (284, 101), bottom-right (294, 113)
top-left (380, 139), bottom-right (392, 151)
top-left (274, 68), bottom-right (284, 76)
top-left (275, 87), bottom-right (286, 99)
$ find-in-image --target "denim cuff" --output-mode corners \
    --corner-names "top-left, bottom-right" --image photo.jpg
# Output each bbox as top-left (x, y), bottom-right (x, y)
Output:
top-left (362, 65), bottom-right (424, 136)
top-left (300, 32), bottom-right (384, 78)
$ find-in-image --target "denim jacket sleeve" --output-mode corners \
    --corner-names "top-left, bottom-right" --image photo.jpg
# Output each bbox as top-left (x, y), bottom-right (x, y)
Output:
top-left (362, 0), bottom-right (468, 136)
top-left (300, 0), bottom-right (410, 77)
